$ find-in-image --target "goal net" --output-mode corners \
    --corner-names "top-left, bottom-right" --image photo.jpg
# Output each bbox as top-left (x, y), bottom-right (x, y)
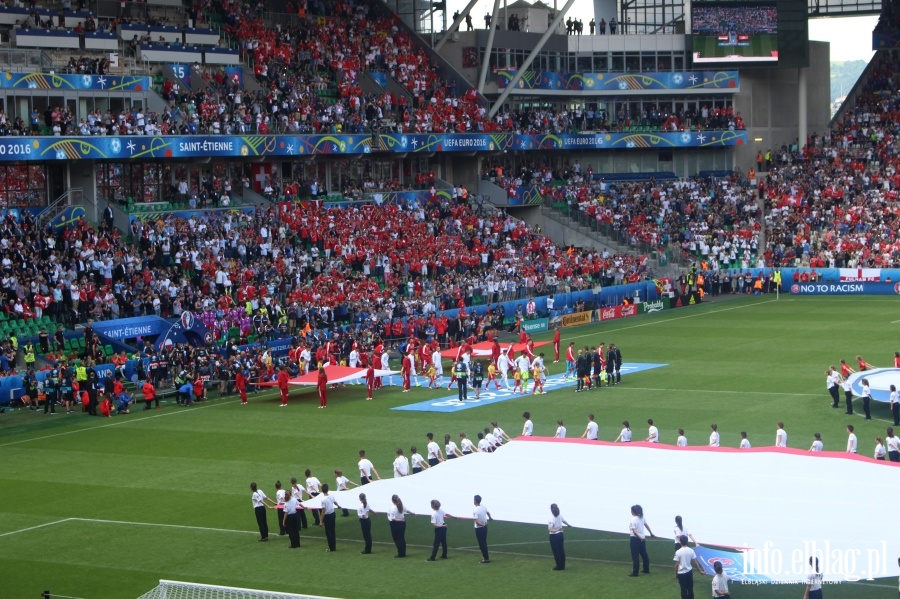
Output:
top-left (136, 580), bottom-right (341, 599)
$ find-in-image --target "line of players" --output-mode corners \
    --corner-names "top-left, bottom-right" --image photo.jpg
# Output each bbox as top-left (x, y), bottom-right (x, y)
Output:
top-left (565, 342), bottom-right (623, 391)
top-left (826, 354), bottom-right (900, 425)
top-left (282, 332), bottom-right (562, 402)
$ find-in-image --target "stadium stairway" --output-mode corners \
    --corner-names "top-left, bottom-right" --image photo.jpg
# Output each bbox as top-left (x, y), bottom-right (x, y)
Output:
top-left (383, 73), bottom-right (415, 109)
top-left (537, 203), bottom-right (686, 274)
top-left (536, 205), bottom-right (632, 257)
top-left (358, 72), bottom-right (386, 97)
top-left (240, 186), bottom-right (275, 209)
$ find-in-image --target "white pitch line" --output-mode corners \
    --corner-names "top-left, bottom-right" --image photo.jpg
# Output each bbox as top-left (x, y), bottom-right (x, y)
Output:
top-left (57, 518), bottom-right (635, 565)
top-left (0, 518), bottom-right (73, 538)
top-left (615, 387), bottom-right (821, 397)
top-left (71, 517), bottom-right (260, 536)
top-left (0, 397), bottom-right (242, 448)
top-left (19, 517), bottom-right (900, 584)
top-left (565, 299), bottom-right (779, 343)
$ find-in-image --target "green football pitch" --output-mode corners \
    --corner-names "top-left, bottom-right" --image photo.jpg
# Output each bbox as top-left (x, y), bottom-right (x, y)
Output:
top-left (693, 34), bottom-right (778, 61)
top-left (1, 295), bottom-right (897, 599)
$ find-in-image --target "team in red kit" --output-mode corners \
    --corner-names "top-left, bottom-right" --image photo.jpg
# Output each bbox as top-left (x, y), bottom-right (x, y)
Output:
top-left (257, 323), bottom-right (626, 407)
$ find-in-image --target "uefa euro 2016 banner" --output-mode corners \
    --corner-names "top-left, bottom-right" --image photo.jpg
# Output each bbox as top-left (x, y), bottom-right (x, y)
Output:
top-left (0, 72), bottom-right (151, 92)
top-left (0, 130), bottom-right (748, 162)
top-left (497, 70), bottom-right (739, 92)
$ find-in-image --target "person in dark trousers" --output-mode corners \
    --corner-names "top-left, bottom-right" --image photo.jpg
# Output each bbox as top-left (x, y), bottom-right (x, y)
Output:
top-left (548, 503), bottom-right (570, 571)
top-left (358, 493), bottom-right (374, 554)
top-left (674, 534), bottom-right (705, 598)
top-left (473, 495), bottom-right (491, 563)
top-left (613, 343), bottom-right (623, 384)
top-left (44, 367), bottom-right (58, 414)
top-left (574, 349), bottom-right (588, 392)
top-left (605, 345), bottom-right (616, 385)
top-left (319, 484), bottom-right (339, 552)
top-left (842, 374), bottom-right (853, 415)
top-left (628, 504), bottom-right (654, 576)
top-left (592, 347), bottom-right (604, 389)
top-left (388, 494), bottom-right (414, 557)
top-left (282, 489), bottom-right (300, 548)
top-left (827, 367), bottom-right (840, 408)
top-left (861, 378), bottom-right (872, 420)
top-left (453, 357), bottom-right (469, 401)
top-left (87, 366), bottom-right (99, 416)
top-left (427, 499), bottom-right (450, 561)
top-left (890, 385), bottom-right (900, 425)
top-left (250, 482), bottom-right (274, 542)
top-left (274, 480), bottom-right (286, 536)
top-left (290, 477), bottom-right (309, 529)
top-left (305, 469), bottom-right (322, 526)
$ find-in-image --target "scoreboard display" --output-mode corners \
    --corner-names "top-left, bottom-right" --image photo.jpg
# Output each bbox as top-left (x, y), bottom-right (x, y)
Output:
top-left (689, 0), bottom-right (809, 69)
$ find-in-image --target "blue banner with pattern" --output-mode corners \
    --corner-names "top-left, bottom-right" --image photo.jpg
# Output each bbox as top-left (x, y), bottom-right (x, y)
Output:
top-left (497, 70), bottom-right (739, 92)
top-left (0, 130), bottom-right (746, 162)
top-left (0, 71), bottom-right (151, 92)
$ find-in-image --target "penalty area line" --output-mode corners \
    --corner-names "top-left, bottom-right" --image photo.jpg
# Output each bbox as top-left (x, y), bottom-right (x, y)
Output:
top-left (0, 518), bottom-right (74, 538)
top-left (0, 397), bottom-right (243, 448)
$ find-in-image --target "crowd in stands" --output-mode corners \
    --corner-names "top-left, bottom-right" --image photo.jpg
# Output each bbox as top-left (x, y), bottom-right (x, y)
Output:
top-left (487, 159), bottom-right (761, 265)
top-left (0, 183), bottom-right (644, 358)
top-left (757, 52), bottom-right (900, 269)
top-left (691, 6), bottom-right (778, 35)
top-left (0, 0), bottom-right (744, 137)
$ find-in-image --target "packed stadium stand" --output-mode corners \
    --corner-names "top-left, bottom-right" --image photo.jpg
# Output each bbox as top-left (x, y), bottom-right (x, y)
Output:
top-left (0, 0), bottom-right (891, 400)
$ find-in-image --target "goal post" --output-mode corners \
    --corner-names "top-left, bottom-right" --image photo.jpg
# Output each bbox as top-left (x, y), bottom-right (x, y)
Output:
top-left (137, 580), bottom-right (342, 599)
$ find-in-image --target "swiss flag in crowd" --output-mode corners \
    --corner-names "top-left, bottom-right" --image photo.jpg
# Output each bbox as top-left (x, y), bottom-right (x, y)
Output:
top-left (252, 163), bottom-right (272, 193)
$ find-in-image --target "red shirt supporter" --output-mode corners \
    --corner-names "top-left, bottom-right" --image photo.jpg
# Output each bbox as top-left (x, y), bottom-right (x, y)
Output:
top-left (277, 368), bottom-right (291, 406)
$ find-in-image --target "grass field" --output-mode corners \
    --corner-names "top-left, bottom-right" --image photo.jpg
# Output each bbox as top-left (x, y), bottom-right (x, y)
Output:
top-left (692, 34), bottom-right (778, 62)
top-left (2, 295), bottom-right (899, 599)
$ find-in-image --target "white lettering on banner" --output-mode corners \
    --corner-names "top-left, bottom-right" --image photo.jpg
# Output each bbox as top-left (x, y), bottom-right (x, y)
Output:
top-left (103, 325), bottom-right (154, 339)
top-left (178, 140), bottom-right (234, 153)
top-left (799, 284), bottom-right (865, 293)
top-left (600, 307), bottom-right (617, 320)
top-left (94, 366), bottom-right (115, 379)
top-left (521, 320), bottom-right (547, 333)
top-left (566, 137), bottom-right (601, 146)
top-left (643, 300), bottom-right (664, 313)
top-left (441, 138), bottom-right (488, 149)
top-left (839, 268), bottom-right (880, 282)
top-left (0, 143), bottom-right (33, 156)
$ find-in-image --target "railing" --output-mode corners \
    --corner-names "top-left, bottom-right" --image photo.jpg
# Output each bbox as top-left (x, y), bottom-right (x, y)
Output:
top-left (0, 47), bottom-right (45, 70)
top-left (37, 187), bottom-right (83, 227)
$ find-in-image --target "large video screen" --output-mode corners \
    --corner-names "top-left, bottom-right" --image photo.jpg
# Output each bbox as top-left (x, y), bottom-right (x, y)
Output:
top-left (691, 2), bottom-right (778, 65)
